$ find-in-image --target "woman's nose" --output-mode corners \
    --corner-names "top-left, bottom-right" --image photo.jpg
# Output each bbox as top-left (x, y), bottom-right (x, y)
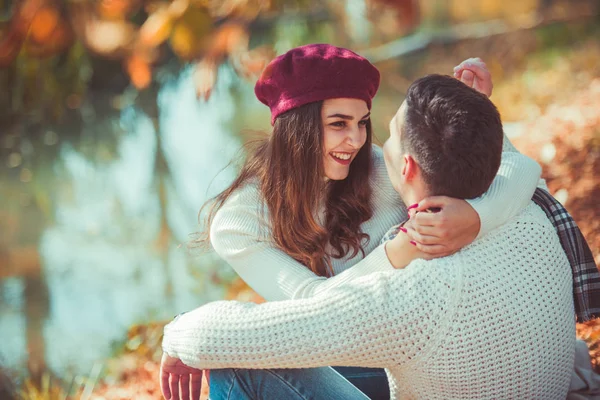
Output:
top-left (346, 125), bottom-right (364, 147)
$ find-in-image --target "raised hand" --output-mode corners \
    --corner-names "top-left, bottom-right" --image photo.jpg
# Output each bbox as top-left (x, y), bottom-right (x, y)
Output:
top-left (453, 57), bottom-right (493, 97)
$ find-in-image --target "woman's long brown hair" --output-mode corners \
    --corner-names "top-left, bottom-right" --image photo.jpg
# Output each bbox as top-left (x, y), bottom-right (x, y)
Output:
top-left (193, 101), bottom-right (374, 277)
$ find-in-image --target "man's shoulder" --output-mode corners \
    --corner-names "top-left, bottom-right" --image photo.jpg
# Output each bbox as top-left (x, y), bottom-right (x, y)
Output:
top-left (496, 202), bottom-right (556, 235)
top-left (462, 202), bottom-right (566, 264)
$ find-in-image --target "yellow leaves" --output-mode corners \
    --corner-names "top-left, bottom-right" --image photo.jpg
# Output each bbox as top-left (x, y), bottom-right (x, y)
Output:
top-left (139, 7), bottom-right (174, 47)
top-left (169, 6), bottom-right (212, 59)
top-left (445, 0), bottom-right (539, 23)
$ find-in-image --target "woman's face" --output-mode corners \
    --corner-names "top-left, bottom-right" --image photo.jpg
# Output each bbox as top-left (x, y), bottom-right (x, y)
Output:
top-left (321, 98), bottom-right (370, 180)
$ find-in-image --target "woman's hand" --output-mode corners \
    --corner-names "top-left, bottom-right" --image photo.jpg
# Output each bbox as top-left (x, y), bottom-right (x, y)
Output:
top-left (160, 352), bottom-right (206, 400)
top-left (384, 228), bottom-right (432, 269)
top-left (453, 57), bottom-right (493, 97)
top-left (402, 196), bottom-right (480, 258)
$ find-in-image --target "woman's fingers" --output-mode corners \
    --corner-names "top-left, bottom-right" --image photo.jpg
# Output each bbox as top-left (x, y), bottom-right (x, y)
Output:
top-left (453, 58), bottom-right (493, 97)
top-left (191, 373), bottom-right (203, 400)
top-left (412, 241), bottom-right (447, 256)
top-left (160, 369), bottom-right (171, 399)
top-left (416, 242), bottom-right (455, 257)
top-left (403, 221), bottom-right (437, 244)
top-left (460, 69), bottom-right (475, 87)
top-left (413, 196), bottom-right (450, 212)
top-left (180, 374), bottom-right (190, 400)
top-left (170, 373), bottom-right (181, 400)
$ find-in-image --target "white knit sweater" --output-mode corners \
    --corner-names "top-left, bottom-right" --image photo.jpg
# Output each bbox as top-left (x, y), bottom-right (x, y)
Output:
top-left (163, 203), bottom-right (575, 399)
top-left (207, 142), bottom-right (543, 301)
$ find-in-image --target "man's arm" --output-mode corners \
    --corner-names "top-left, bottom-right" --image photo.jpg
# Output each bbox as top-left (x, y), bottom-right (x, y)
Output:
top-left (162, 261), bottom-right (454, 370)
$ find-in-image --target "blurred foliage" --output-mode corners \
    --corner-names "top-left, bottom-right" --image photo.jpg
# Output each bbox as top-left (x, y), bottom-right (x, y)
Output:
top-left (1, 0), bottom-right (597, 129)
top-left (0, 0), bottom-right (420, 123)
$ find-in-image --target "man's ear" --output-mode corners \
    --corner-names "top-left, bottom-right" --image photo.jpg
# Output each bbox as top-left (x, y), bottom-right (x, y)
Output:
top-left (402, 154), bottom-right (419, 182)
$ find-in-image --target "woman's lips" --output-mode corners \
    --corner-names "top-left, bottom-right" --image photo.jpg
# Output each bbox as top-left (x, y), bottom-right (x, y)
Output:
top-left (330, 152), bottom-right (353, 166)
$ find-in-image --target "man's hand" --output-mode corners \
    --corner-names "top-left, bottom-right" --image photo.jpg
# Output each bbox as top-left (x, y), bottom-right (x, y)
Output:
top-left (160, 352), bottom-right (206, 400)
top-left (403, 197), bottom-right (480, 258)
top-left (453, 57), bottom-right (493, 97)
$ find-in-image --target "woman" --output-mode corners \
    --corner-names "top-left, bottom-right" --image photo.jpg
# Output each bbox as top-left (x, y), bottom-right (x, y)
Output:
top-left (187, 44), bottom-right (540, 399)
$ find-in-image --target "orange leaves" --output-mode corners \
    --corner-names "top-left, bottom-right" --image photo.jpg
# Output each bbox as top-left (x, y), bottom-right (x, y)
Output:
top-left (97, 0), bottom-right (141, 20)
top-left (0, 0), bottom-right (74, 64)
top-left (126, 53), bottom-right (152, 89)
top-left (2, 0), bottom-right (274, 94)
top-left (29, 6), bottom-right (60, 43)
top-left (0, 26), bottom-right (25, 67)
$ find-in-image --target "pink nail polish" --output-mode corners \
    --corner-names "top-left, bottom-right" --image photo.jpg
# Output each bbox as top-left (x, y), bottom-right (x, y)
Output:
top-left (407, 203), bottom-right (419, 210)
top-left (399, 227), bottom-right (407, 233)
top-left (410, 241), bottom-right (417, 246)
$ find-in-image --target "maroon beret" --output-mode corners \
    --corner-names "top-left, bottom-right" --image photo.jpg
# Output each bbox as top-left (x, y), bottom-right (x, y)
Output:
top-left (255, 44), bottom-right (380, 125)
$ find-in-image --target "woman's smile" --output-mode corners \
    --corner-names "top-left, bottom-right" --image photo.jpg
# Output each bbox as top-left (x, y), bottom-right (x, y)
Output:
top-left (330, 151), bottom-right (354, 165)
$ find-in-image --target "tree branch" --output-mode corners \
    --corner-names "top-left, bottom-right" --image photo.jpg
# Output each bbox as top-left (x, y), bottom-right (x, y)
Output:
top-left (361, 7), bottom-right (600, 63)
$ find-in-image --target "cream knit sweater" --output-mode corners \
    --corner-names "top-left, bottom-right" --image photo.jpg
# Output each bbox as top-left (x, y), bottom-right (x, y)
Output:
top-left (163, 203), bottom-right (575, 399)
top-left (206, 143), bottom-right (543, 301)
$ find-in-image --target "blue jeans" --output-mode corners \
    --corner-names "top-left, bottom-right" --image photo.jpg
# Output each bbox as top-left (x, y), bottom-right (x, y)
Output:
top-left (209, 366), bottom-right (390, 400)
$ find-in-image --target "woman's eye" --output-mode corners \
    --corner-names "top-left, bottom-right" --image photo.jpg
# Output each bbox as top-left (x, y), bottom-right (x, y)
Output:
top-left (331, 121), bottom-right (346, 128)
top-left (359, 119), bottom-right (369, 127)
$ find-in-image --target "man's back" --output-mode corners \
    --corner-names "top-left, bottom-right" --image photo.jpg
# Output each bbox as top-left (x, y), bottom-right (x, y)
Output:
top-left (390, 202), bottom-right (576, 399)
top-left (161, 203), bottom-right (576, 400)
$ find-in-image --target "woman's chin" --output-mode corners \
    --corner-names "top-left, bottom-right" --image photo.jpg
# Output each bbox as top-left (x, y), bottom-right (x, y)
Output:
top-left (324, 169), bottom-right (350, 181)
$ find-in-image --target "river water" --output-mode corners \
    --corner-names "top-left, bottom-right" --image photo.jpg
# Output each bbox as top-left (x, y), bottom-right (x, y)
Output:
top-left (0, 66), bottom-right (269, 377)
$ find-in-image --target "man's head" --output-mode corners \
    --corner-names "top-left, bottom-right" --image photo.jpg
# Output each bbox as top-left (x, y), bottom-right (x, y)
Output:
top-left (383, 74), bottom-right (503, 203)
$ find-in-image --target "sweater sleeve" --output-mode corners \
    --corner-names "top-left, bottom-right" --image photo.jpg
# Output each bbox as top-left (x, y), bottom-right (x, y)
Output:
top-left (467, 148), bottom-right (542, 239)
top-left (210, 185), bottom-right (395, 302)
top-left (162, 259), bottom-right (453, 370)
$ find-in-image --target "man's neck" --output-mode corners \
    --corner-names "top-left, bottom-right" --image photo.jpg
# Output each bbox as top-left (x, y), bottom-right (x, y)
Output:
top-left (401, 186), bottom-right (428, 210)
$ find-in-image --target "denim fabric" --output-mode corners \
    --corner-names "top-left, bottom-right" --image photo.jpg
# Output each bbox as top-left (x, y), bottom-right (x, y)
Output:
top-left (209, 367), bottom-right (373, 400)
top-left (333, 367), bottom-right (390, 400)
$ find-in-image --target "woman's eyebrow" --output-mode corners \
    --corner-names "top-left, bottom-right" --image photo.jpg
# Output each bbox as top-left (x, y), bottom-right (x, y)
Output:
top-left (327, 113), bottom-right (353, 120)
top-left (326, 112), bottom-right (371, 120)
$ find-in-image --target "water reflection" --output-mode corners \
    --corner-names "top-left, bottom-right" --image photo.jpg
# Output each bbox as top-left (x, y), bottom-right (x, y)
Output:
top-left (0, 65), bottom-right (246, 377)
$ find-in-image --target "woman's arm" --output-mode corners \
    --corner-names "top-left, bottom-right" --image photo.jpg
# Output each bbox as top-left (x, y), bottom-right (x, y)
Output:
top-left (162, 260), bottom-right (451, 370)
top-left (406, 150), bottom-right (542, 254)
top-left (210, 184), bottom-right (395, 301)
top-left (467, 144), bottom-right (543, 238)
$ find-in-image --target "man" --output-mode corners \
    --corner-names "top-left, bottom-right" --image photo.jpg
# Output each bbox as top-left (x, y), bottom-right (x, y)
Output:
top-left (160, 74), bottom-right (577, 399)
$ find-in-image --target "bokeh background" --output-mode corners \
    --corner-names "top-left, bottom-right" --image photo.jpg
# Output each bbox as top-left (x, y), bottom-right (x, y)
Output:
top-left (0, 0), bottom-right (599, 398)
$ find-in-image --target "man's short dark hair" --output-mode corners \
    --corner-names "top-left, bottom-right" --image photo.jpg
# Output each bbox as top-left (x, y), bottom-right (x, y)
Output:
top-left (402, 74), bottom-right (503, 199)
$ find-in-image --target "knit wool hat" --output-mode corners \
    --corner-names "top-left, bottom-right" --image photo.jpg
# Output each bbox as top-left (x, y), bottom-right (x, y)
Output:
top-left (255, 44), bottom-right (381, 125)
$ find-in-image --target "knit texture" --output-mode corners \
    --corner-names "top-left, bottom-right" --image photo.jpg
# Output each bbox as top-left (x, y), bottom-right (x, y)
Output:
top-left (209, 144), bottom-right (542, 302)
top-left (164, 203), bottom-right (576, 399)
